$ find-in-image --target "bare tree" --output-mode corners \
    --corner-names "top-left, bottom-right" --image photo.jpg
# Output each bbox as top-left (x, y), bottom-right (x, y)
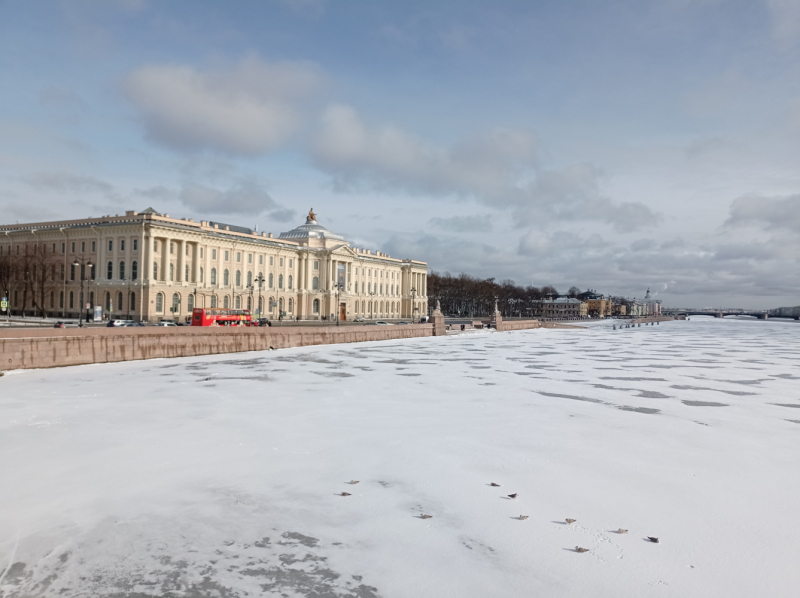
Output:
top-left (567, 286), bottom-right (581, 298)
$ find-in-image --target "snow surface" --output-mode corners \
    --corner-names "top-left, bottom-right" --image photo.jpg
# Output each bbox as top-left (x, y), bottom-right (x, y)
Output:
top-left (1, 317), bottom-right (799, 597)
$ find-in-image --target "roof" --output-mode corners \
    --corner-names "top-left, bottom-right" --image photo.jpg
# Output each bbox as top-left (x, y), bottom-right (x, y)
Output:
top-left (279, 214), bottom-right (344, 242)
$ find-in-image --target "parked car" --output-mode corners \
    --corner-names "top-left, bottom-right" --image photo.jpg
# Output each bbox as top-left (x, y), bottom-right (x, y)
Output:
top-left (374, 321), bottom-right (393, 325)
top-left (395, 321), bottom-right (409, 325)
top-left (354, 316), bottom-right (366, 322)
top-left (53, 322), bottom-right (66, 328)
top-left (154, 321), bottom-right (178, 327)
top-left (107, 319), bottom-right (134, 327)
top-left (123, 321), bottom-right (146, 327)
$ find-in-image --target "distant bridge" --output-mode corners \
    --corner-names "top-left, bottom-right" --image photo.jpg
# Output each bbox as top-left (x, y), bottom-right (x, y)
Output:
top-left (664, 309), bottom-right (798, 320)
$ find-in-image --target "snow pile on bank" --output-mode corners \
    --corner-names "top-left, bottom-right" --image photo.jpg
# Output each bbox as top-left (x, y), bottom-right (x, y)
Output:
top-left (1, 318), bottom-right (798, 597)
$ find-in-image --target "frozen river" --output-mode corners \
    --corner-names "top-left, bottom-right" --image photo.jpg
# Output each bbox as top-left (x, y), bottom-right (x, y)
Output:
top-left (1, 317), bottom-right (798, 597)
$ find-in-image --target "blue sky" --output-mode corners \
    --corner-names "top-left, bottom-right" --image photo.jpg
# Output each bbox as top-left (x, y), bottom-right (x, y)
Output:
top-left (2, 0), bottom-right (800, 307)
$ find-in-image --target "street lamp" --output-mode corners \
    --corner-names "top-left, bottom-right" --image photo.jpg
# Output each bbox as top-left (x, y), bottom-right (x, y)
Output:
top-left (254, 273), bottom-right (265, 318)
top-left (334, 283), bottom-right (343, 326)
top-left (410, 286), bottom-right (417, 322)
top-left (72, 258), bottom-right (93, 327)
top-left (169, 295), bottom-right (181, 320)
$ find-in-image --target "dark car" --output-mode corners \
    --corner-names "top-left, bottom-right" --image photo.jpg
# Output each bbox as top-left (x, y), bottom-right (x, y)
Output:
top-left (53, 322), bottom-right (66, 328)
top-left (257, 318), bottom-right (271, 327)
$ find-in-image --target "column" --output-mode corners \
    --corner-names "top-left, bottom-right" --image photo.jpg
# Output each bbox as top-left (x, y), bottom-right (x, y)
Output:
top-left (191, 242), bottom-right (199, 283)
top-left (177, 239), bottom-right (185, 282)
top-left (144, 234), bottom-right (153, 280)
top-left (161, 237), bottom-right (169, 282)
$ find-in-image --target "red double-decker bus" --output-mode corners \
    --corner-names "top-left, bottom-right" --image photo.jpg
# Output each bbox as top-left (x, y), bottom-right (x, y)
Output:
top-left (191, 308), bottom-right (255, 326)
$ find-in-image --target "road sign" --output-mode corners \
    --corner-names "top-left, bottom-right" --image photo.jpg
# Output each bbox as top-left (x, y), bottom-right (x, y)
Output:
top-left (1, 297), bottom-right (7, 312)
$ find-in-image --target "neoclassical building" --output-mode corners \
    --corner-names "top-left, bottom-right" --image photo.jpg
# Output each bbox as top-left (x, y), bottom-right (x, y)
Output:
top-left (0, 208), bottom-right (429, 323)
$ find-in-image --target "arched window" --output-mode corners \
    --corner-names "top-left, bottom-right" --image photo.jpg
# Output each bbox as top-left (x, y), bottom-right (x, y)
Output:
top-left (313, 299), bottom-right (319, 314)
top-left (247, 271), bottom-right (252, 286)
top-left (362, 301), bottom-right (365, 313)
top-left (200, 267), bottom-right (204, 283)
top-left (211, 268), bottom-right (217, 284)
top-left (235, 295), bottom-right (241, 309)
top-left (269, 273), bottom-right (274, 288)
top-left (131, 261), bottom-right (138, 280)
top-left (269, 297), bottom-right (275, 312)
top-left (224, 295), bottom-right (230, 308)
top-left (156, 293), bottom-right (163, 312)
top-left (312, 276), bottom-right (319, 290)
top-left (288, 275), bottom-right (293, 290)
top-left (279, 297), bottom-right (284, 312)
top-left (187, 294), bottom-right (194, 311)
top-left (153, 262), bottom-right (158, 280)
top-left (107, 261), bottom-right (113, 280)
top-left (211, 295), bottom-right (217, 308)
top-left (172, 293), bottom-right (180, 313)
top-left (118, 292), bottom-right (123, 311)
top-left (247, 296), bottom-right (252, 311)
top-left (236, 270), bottom-right (241, 286)
top-left (130, 292), bottom-right (136, 311)
top-left (170, 263), bottom-right (174, 281)
top-left (90, 264), bottom-right (95, 280)
top-left (224, 269), bottom-right (229, 286)
top-left (119, 261), bottom-right (125, 280)
top-left (278, 274), bottom-right (284, 289)
top-left (106, 292), bottom-right (111, 311)
top-left (288, 298), bottom-right (293, 312)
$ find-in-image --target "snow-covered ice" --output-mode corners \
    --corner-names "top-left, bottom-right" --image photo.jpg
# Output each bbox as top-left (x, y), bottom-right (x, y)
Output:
top-left (1, 317), bottom-right (799, 597)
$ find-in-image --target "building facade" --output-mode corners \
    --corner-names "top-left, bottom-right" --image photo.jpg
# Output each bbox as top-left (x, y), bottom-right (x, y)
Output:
top-left (0, 208), bottom-right (429, 323)
top-left (528, 297), bottom-right (587, 319)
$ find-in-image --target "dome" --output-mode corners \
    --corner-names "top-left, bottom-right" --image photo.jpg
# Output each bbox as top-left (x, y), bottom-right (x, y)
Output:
top-left (279, 209), bottom-right (345, 243)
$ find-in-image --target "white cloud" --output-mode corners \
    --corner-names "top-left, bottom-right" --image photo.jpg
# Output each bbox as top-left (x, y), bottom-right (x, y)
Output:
top-left (179, 180), bottom-right (278, 215)
top-left (725, 193), bottom-right (800, 232)
top-left (124, 56), bottom-right (324, 155)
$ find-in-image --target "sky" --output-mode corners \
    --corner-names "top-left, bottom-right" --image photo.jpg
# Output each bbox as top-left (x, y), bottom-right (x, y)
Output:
top-left (1, 0), bottom-right (799, 308)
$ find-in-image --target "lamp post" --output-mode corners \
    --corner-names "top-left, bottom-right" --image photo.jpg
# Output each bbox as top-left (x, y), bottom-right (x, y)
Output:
top-left (334, 283), bottom-right (343, 326)
top-left (410, 286), bottom-right (417, 322)
top-left (169, 295), bottom-right (181, 321)
top-left (368, 290), bottom-right (376, 320)
top-left (254, 273), bottom-right (265, 318)
top-left (72, 258), bottom-right (93, 327)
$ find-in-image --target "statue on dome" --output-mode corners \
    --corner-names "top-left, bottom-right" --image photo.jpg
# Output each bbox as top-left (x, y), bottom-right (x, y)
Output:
top-left (307, 208), bottom-right (317, 222)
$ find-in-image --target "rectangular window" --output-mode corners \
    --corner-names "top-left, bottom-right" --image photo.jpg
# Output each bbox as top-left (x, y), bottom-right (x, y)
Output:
top-left (269, 256), bottom-right (274, 266)
top-left (185, 244), bottom-right (189, 256)
top-left (248, 253), bottom-right (252, 263)
top-left (133, 239), bottom-right (137, 251)
top-left (71, 242), bottom-right (75, 253)
top-left (314, 260), bottom-right (319, 270)
top-left (154, 240), bottom-right (158, 252)
top-left (225, 250), bottom-right (229, 261)
top-left (61, 242), bottom-right (65, 254)
top-left (237, 252), bottom-right (241, 262)
top-left (259, 255), bottom-right (263, 265)
top-left (80, 241), bottom-right (84, 252)
top-left (92, 241), bottom-right (96, 252)
top-left (280, 257), bottom-right (284, 267)
top-left (212, 248), bottom-right (217, 259)
top-left (52, 243), bottom-right (55, 252)
top-left (170, 242), bottom-right (174, 254)
top-left (70, 264), bottom-right (75, 281)
top-left (121, 240), bottom-right (125, 251)
top-left (200, 247), bottom-right (204, 258)
top-left (289, 259), bottom-right (293, 268)
top-left (109, 240), bottom-right (113, 251)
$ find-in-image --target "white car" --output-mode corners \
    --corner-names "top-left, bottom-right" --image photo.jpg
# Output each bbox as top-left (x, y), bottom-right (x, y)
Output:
top-left (374, 321), bottom-right (393, 325)
top-left (155, 321), bottom-right (178, 327)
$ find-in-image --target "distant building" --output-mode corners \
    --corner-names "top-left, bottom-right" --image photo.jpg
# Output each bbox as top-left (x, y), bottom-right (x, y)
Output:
top-left (628, 288), bottom-right (662, 317)
top-left (529, 297), bottom-right (587, 319)
top-left (577, 290), bottom-right (613, 318)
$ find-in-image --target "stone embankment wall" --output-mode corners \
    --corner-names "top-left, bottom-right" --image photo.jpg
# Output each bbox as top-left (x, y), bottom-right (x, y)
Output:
top-left (496, 319), bottom-right (542, 331)
top-left (0, 325), bottom-right (433, 372)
